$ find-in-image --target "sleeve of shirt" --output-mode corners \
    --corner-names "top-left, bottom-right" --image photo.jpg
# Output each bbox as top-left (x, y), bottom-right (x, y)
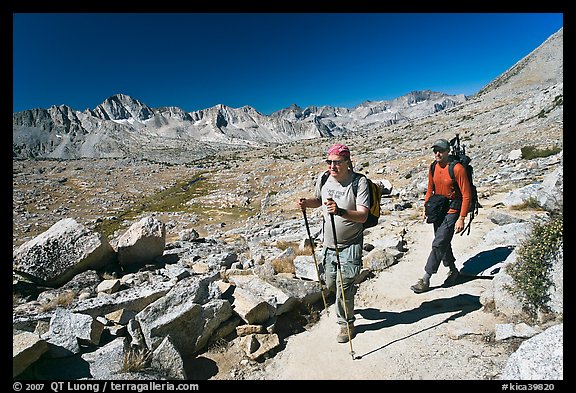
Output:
top-left (314, 172), bottom-right (325, 201)
top-left (425, 164), bottom-right (434, 202)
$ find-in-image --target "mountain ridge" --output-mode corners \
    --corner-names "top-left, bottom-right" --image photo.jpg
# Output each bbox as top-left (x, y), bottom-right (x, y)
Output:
top-left (13, 89), bottom-right (466, 162)
top-left (13, 27), bottom-right (563, 167)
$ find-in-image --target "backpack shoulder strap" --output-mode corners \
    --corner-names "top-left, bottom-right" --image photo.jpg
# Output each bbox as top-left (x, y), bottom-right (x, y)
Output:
top-left (430, 161), bottom-right (437, 175)
top-left (430, 161), bottom-right (437, 192)
top-left (351, 172), bottom-right (364, 196)
top-left (448, 161), bottom-right (457, 182)
top-left (431, 160), bottom-right (459, 192)
top-left (449, 161), bottom-right (469, 189)
top-left (320, 170), bottom-right (330, 189)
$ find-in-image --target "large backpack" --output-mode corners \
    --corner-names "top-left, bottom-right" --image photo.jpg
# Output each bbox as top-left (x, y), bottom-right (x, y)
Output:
top-left (320, 171), bottom-right (382, 229)
top-left (430, 134), bottom-right (480, 235)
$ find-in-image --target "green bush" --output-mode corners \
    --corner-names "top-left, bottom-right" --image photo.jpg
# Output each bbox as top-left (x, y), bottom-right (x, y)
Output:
top-left (505, 215), bottom-right (563, 318)
top-left (521, 145), bottom-right (562, 160)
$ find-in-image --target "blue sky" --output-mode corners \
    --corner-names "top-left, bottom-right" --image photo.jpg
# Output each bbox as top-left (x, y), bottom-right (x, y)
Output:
top-left (13, 13), bottom-right (563, 115)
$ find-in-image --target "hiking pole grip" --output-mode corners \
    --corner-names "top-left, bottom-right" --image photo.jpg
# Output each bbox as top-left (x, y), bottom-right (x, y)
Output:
top-left (299, 198), bottom-right (307, 218)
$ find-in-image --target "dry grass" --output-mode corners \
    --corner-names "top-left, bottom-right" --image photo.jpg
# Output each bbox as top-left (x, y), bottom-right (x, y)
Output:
top-left (407, 209), bottom-right (422, 221)
top-left (274, 240), bottom-right (296, 251)
top-left (39, 290), bottom-right (76, 312)
top-left (271, 256), bottom-right (296, 274)
top-left (207, 338), bottom-right (231, 354)
top-left (510, 197), bottom-right (544, 211)
top-left (296, 245), bottom-right (314, 256)
top-left (121, 348), bottom-right (151, 373)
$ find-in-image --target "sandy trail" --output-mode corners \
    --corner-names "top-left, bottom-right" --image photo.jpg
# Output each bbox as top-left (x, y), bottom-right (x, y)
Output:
top-left (260, 194), bottom-right (515, 380)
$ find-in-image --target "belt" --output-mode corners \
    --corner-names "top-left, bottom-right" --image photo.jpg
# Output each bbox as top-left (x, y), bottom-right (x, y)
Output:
top-left (326, 244), bottom-right (352, 251)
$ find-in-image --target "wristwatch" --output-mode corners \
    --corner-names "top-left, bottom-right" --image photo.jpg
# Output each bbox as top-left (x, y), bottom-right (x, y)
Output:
top-left (337, 208), bottom-right (346, 216)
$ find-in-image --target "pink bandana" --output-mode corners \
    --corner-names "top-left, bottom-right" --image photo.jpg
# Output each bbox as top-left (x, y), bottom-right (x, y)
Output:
top-left (327, 143), bottom-right (350, 157)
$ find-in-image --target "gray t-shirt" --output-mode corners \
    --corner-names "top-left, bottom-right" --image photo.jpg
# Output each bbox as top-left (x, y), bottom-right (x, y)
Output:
top-left (314, 171), bottom-right (370, 248)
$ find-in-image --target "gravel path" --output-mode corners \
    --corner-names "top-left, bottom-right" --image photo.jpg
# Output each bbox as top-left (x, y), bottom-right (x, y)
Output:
top-left (249, 193), bottom-right (521, 380)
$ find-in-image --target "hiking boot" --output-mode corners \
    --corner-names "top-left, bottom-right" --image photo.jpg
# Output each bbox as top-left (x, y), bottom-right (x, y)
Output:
top-left (336, 324), bottom-right (356, 343)
top-left (443, 269), bottom-right (459, 287)
top-left (410, 278), bottom-right (430, 294)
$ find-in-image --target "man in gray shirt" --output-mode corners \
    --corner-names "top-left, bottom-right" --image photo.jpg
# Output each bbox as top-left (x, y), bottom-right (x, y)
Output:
top-left (297, 143), bottom-right (369, 343)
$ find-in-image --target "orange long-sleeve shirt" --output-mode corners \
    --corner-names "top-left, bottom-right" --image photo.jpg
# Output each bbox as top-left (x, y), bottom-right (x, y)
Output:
top-left (425, 161), bottom-right (472, 217)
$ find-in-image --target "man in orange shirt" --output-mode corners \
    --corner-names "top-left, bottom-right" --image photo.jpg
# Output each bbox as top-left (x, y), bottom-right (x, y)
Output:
top-left (411, 138), bottom-right (472, 294)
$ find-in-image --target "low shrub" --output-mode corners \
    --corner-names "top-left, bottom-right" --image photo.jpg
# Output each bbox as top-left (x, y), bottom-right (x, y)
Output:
top-left (521, 145), bottom-right (562, 160)
top-left (505, 215), bottom-right (563, 318)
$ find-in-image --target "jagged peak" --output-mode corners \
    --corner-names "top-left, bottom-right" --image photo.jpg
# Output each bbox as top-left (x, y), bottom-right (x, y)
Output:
top-left (287, 103), bottom-right (302, 111)
top-left (48, 104), bottom-right (74, 112)
top-left (100, 93), bottom-right (148, 108)
top-left (239, 105), bottom-right (262, 115)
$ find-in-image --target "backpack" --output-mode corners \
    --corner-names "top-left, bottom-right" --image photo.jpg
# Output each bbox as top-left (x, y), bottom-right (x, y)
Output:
top-left (424, 194), bottom-right (450, 224)
top-left (430, 134), bottom-right (480, 235)
top-left (320, 171), bottom-right (382, 229)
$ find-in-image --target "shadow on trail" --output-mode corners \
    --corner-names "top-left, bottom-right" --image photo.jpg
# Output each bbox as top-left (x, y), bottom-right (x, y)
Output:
top-left (459, 245), bottom-right (514, 276)
top-left (355, 293), bottom-right (481, 359)
top-left (435, 272), bottom-right (492, 290)
top-left (425, 246), bottom-right (512, 291)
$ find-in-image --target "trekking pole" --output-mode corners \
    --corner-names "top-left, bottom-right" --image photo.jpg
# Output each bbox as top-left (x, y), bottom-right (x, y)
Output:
top-left (461, 214), bottom-right (473, 236)
top-left (327, 198), bottom-right (356, 360)
top-left (460, 221), bottom-right (471, 236)
top-left (300, 199), bottom-right (329, 316)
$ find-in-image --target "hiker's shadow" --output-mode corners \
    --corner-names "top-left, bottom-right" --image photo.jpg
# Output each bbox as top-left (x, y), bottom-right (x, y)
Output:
top-left (356, 293), bottom-right (481, 332)
top-left (352, 246), bottom-right (516, 358)
top-left (354, 293), bottom-right (482, 359)
top-left (356, 245), bottom-right (514, 320)
top-left (459, 245), bottom-right (515, 276)
top-left (425, 245), bottom-right (515, 291)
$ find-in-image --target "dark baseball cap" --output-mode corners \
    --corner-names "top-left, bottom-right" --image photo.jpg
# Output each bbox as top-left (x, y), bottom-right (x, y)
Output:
top-left (431, 139), bottom-right (450, 151)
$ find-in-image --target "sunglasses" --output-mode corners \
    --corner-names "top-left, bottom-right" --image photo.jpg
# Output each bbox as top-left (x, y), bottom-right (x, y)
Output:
top-left (326, 159), bottom-right (345, 166)
top-left (433, 149), bottom-right (448, 154)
